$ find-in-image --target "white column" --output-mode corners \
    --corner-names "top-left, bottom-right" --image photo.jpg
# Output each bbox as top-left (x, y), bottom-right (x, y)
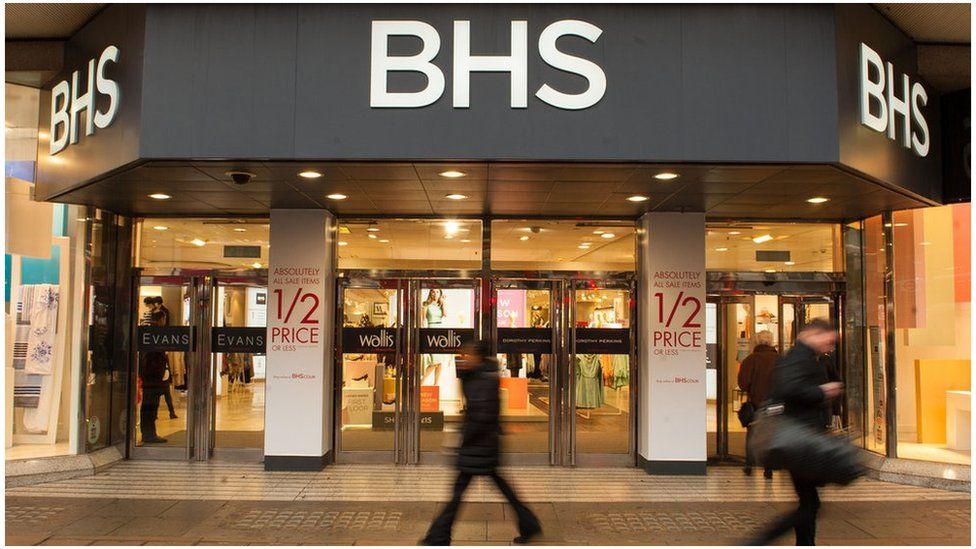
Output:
top-left (264, 209), bottom-right (337, 470)
top-left (637, 212), bottom-right (707, 474)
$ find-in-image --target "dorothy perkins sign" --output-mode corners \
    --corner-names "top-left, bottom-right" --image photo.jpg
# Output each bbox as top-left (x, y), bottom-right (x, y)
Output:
top-left (370, 20), bottom-right (606, 110)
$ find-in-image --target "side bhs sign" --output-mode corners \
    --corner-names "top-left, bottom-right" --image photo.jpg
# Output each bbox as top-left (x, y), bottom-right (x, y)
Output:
top-left (49, 45), bottom-right (121, 155)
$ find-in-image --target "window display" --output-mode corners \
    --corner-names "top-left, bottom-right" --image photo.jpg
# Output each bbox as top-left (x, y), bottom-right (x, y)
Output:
top-left (892, 203), bottom-right (970, 465)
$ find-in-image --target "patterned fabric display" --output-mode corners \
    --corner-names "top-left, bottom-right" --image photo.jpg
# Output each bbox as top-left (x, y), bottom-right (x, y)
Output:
top-left (25, 284), bottom-right (59, 376)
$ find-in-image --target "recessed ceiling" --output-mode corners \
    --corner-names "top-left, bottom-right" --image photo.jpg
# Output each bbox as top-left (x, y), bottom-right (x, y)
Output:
top-left (4, 3), bottom-right (104, 39)
top-left (874, 3), bottom-right (971, 44)
top-left (55, 161), bottom-right (928, 222)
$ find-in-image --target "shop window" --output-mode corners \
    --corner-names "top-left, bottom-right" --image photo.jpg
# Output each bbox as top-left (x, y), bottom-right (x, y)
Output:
top-left (862, 215), bottom-right (890, 456)
top-left (892, 203), bottom-right (971, 465)
top-left (338, 219), bottom-right (482, 270)
top-left (706, 222), bottom-right (843, 272)
top-left (491, 220), bottom-right (635, 271)
top-left (137, 218), bottom-right (269, 273)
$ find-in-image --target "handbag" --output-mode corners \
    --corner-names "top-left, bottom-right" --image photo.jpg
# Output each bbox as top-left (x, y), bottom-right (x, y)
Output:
top-left (737, 401), bottom-right (755, 428)
top-left (749, 403), bottom-right (865, 486)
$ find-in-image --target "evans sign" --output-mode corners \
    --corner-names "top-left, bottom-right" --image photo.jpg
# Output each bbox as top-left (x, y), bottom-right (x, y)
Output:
top-left (371, 20), bottom-right (606, 110)
top-left (50, 45), bottom-right (121, 156)
top-left (858, 43), bottom-right (930, 157)
top-left (137, 326), bottom-right (193, 352)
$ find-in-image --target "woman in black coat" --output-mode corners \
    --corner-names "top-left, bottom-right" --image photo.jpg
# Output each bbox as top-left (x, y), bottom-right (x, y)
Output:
top-left (421, 341), bottom-right (541, 546)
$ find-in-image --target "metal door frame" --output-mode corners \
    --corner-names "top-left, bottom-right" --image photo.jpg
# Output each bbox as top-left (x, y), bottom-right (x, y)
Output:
top-left (708, 295), bottom-right (752, 462)
top-left (208, 274), bottom-right (269, 462)
top-left (566, 277), bottom-right (638, 467)
top-left (413, 277), bottom-right (483, 465)
top-left (129, 272), bottom-right (205, 461)
top-left (334, 277), bottom-right (406, 464)
top-left (490, 277), bottom-right (562, 466)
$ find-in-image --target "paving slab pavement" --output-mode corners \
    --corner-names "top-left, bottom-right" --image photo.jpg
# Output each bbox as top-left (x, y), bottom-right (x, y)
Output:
top-left (5, 496), bottom-right (971, 546)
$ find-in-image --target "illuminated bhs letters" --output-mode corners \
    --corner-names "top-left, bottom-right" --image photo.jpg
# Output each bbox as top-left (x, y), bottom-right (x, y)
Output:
top-left (49, 45), bottom-right (121, 156)
top-left (370, 20), bottom-right (606, 110)
top-left (859, 43), bottom-right (929, 157)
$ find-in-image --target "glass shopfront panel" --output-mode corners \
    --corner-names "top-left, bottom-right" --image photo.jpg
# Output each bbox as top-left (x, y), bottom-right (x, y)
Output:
top-left (417, 282), bottom-right (479, 453)
top-left (706, 222), bottom-right (843, 273)
top-left (862, 215), bottom-right (889, 456)
top-left (572, 286), bottom-right (632, 456)
top-left (338, 283), bottom-right (401, 454)
top-left (491, 220), bottom-right (635, 272)
top-left (494, 283), bottom-right (554, 455)
top-left (891, 203), bottom-right (971, 465)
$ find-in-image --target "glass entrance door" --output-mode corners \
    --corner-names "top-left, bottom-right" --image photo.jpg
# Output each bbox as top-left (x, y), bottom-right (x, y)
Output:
top-left (492, 279), bottom-right (559, 465)
top-left (208, 277), bottom-right (268, 459)
top-left (415, 279), bottom-right (481, 461)
top-left (567, 280), bottom-right (635, 466)
top-left (336, 279), bottom-right (404, 462)
top-left (131, 274), bottom-right (198, 459)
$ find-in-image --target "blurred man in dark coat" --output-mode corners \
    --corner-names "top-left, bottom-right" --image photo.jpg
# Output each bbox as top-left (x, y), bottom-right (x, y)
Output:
top-left (748, 319), bottom-right (842, 546)
top-left (421, 341), bottom-right (541, 546)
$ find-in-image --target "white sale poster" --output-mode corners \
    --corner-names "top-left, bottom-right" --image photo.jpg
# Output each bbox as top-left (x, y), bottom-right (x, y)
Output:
top-left (638, 213), bottom-right (706, 471)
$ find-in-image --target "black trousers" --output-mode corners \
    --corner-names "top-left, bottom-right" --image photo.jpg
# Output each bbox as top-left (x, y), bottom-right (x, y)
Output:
top-left (162, 385), bottom-right (176, 416)
top-left (423, 470), bottom-right (540, 545)
top-left (140, 387), bottom-right (164, 440)
top-left (744, 424), bottom-right (773, 475)
top-left (750, 472), bottom-right (821, 545)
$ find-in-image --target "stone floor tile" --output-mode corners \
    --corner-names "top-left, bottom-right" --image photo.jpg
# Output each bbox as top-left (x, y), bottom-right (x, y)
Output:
top-left (37, 538), bottom-right (97, 546)
top-left (107, 516), bottom-right (205, 539)
top-left (853, 518), bottom-right (947, 538)
top-left (90, 540), bottom-right (148, 546)
top-left (815, 518), bottom-right (875, 539)
top-left (97, 500), bottom-right (178, 518)
top-left (452, 520), bottom-right (488, 541)
top-left (486, 520), bottom-right (519, 541)
top-left (5, 533), bottom-right (54, 546)
top-left (58, 516), bottom-right (135, 537)
top-left (457, 503), bottom-right (505, 522)
top-left (157, 501), bottom-right (230, 521)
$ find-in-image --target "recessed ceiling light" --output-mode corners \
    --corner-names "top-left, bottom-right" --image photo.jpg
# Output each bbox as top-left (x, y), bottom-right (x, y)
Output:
top-left (444, 193), bottom-right (468, 200)
top-left (148, 193), bottom-right (171, 200)
top-left (593, 230), bottom-right (604, 235)
top-left (190, 238), bottom-right (206, 247)
top-left (366, 227), bottom-right (380, 232)
top-left (153, 225), bottom-right (168, 231)
top-left (520, 235), bottom-right (530, 241)
top-left (368, 234), bottom-right (377, 239)
top-left (460, 239), bottom-right (472, 243)
top-left (728, 231), bottom-right (741, 235)
top-left (578, 244), bottom-right (590, 249)
top-left (444, 234), bottom-right (455, 240)
top-left (893, 222), bottom-right (908, 227)
top-left (807, 196), bottom-right (829, 204)
top-left (920, 241), bottom-right (931, 246)
top-left (444, 221), bottom-right (460, 235)
top-left (654, 172), bottom-right (679, 180)
top-left (378, 239), bottom-right (390, 243)
top-left (752, 234), bottom-right (774, 244)
top-left (784, 261), bottom-right (796, 266)
top-left (764, 269), bottom-right (777, 273)
top-left (327, 193), bottom-right (347, 200)
top-left (439, 170), bottom-right (466, 178)
top-left (298, 170), bottom-right (322, 179)
top-left (627, 195), bottom-right (650, 202)
top-left (715, 247), bottom-right (728, 252)
top-left (601, 233), bottom-right (615, 239)
top-left (233, 228), bottom-right (247, 232)
top-left (338, 241), bottom-right (349, 246)
top-left (251, 262), bottom-right (263, 269)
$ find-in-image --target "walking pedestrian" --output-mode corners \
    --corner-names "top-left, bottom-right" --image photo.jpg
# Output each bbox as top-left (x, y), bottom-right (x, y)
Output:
top-left (748, 319), bottom-right (842, 546)
top-left (421, 340), bottom-right (541, 546)
top-left (139, 311), bottom-right (171, 443)
top-left (738, 330), bottom-right (778, 479)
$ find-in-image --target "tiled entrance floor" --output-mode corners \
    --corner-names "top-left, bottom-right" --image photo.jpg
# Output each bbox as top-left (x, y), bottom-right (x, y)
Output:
top-left (6, 462), bottom-right (969, 502)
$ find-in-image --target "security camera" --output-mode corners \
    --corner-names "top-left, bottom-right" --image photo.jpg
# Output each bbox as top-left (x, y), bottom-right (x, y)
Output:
top-left (530, 226), bottom-right (542, 233)
top-left (225, 170), bottom-right (255, 185)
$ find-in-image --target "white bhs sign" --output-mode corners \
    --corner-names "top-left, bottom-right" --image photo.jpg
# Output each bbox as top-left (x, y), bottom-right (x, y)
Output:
top-left (858, 42), bottom-right (930, 157)
top-left (370, 20), bottom-right (606, 110)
